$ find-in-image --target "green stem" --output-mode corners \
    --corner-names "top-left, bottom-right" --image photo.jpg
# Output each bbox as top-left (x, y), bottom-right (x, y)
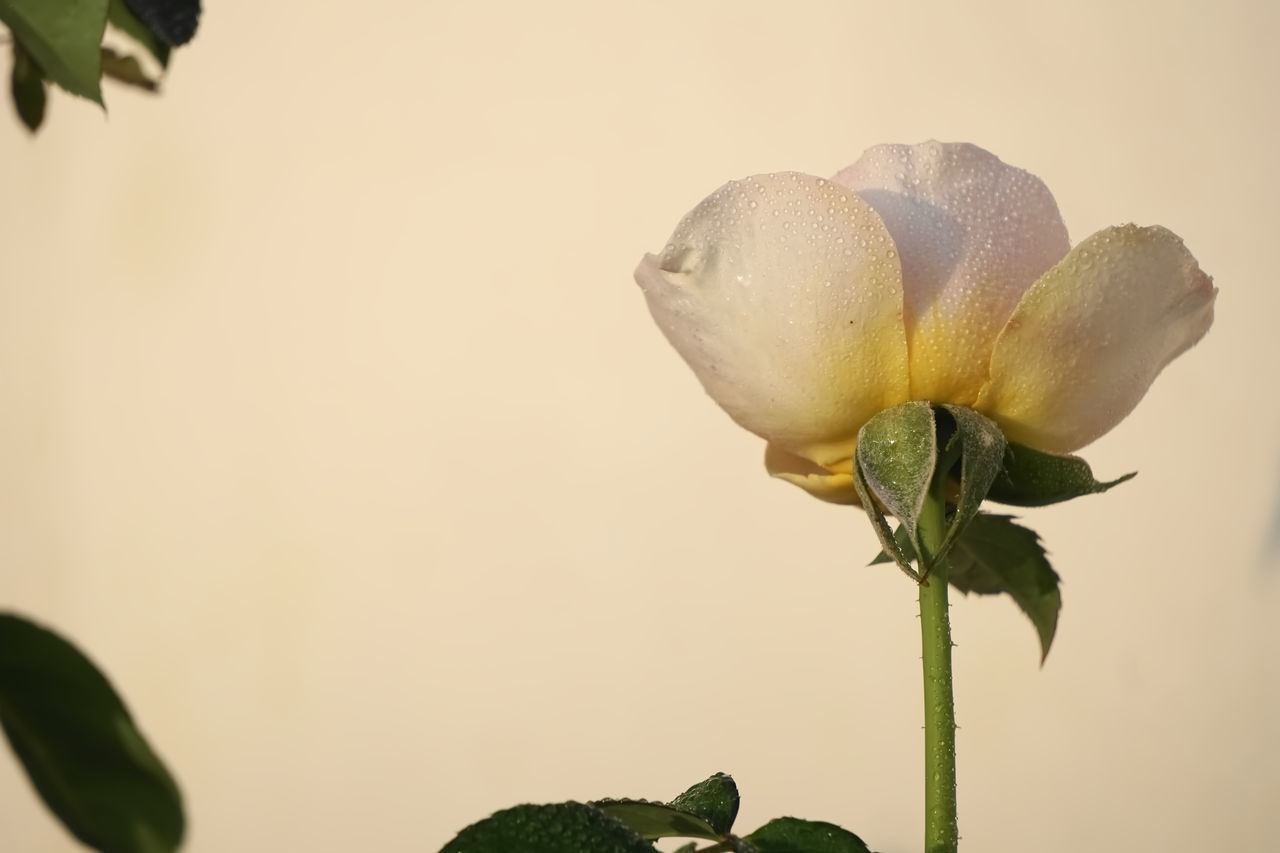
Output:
top-left (918, 473), bottom-right (958, 853)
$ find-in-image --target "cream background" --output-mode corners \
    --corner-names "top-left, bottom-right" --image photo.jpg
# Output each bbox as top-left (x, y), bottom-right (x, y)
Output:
top-left (2, 1), bottom-right (1277, 851)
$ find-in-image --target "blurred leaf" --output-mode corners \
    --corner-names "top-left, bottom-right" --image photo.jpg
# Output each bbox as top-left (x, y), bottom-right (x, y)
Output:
top-left (744, 817), bottom-right (875, 853)
top-left (10, 39), bottom-right (46, 130)
top-left (986, 441), bottom-right (1134, 507)
top-left (121, 0), bottom-right (198, 47)
top-left (107, 0), bottom-right (168, 67)
top-left (946, 514), bottom-right (1062, 661)
top-left (0, 612), bottom-right (184, 853)
top-left (439, 802), bottom-right (656, 853)
top-left (668, 772), bottom-right (738, 835)
top-left (592, 801), bottom-right (721, 841)
top-left (100, 46), bottom-right (158, 91)
top-left (0, 0), bottom-right (108, 103)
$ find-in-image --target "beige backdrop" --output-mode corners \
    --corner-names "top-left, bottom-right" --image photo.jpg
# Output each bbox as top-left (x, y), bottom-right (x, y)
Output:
top-left (3, 1), bottom-right (1277, 851)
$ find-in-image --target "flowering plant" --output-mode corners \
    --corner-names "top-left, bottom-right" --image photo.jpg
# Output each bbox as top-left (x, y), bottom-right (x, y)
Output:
top-left (436, 142), bottom-right (1214, 853)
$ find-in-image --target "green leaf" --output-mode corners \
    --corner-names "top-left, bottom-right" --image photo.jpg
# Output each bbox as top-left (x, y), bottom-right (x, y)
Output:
top-left (668, 771), bottom-right (739, 835)
top-left (935, 405), bottom-right (1006, 558)
top-left (854, 401), bottom-right (937, 579)
top-left (946, 514), bottom-right (1062, 662)
top-left (10, 39), bottom-right (46, 131)
top-left (106, 0), bottom-right (168, 67)
top-left (986, 441), bottom-right (1134, 507)
top-left (0, 612), bottom-right (183, 853)
top-left (439, 802), bottom-right (657, 853)
top-left (592, 801), bottom-right (721, 841)
top-left (100, 46), bottom-right (158, 91)
top-left (0, 0), bottom-right (109, 104)
top-left (744, 817), bottom-right (874, 853)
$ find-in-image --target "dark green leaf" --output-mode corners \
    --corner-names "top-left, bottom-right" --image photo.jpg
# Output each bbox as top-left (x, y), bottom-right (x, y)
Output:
top-left (668, 771), bottom-right (738, 835)
top-left (936, 405), bottom-right (1006, 557)
top-left (100, 46), bottom-right (158, 91)
top-left (439, 802), bottom-right (656, 853)
top-left (592, 801), bottom-right (720, 841)
top-left (670, 845), bottom-right (698, 853)
top-left (10, 39), bottom-right (46, 131)
top-left (855, 401), bottom-right (937, 579)
top-left (946, 515), bottom-right (1061, 662)
top-left (121, 0), bottom-right (198, 47)
top-left (0, 612), bottom-right (183, 853)
top-left (0, 0), bottom-right (108, 103)
top-left (986, 441), bottom-right (1134, 507)
top-left (107, 0), bottom-right (168, 67)
top-left (744, 817), bottom-right (874, 853)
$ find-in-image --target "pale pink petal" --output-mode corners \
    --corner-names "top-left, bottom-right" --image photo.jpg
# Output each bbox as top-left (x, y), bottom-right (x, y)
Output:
top-left (635, 173), bottom-right (909, 468)
top-left (833, 141), bottom-right (1070, 404)
top-left (975, 224), bottom-right (1216, 453)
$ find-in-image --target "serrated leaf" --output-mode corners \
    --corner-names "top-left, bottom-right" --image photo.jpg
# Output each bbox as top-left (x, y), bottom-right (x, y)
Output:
top-left (107, 0), bottom-right (168, 67)
top-left (592, 800), bottom-right (721, 841)
top-left (986, 441), bottom-right (1134, 507)
top-left (668, 771), bottom-right (739, 835)
top-left (100, 46), bottom-right (158, 91)
top-left (121, 0), bottom-right (198, 47)
top-left (744, 817), bottom-right (874, 853)
top-left (936, 405), bottom-right (1006, 557)
top-left (0, 612), bottom-right (184, 853)
top-left (10, 39), bottom-right (46, 131)
top-left (946, 514), bottom-right (1061, 662)
top-left (0, 0), bottom-right (108, 104)
top-left (440, 802), bottom-right (657, 853)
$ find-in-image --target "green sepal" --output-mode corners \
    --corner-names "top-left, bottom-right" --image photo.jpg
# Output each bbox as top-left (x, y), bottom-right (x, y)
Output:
top-left (439, 802), bottom-right (657, 853)
top-left (854, 401), bottom-right (937, 580)
top-left (934, 405), bottom-right (1007, 561)
top-left (10, 39), bottom-right (46, 131)
top-left (853, 459), bottom-right (918, 581)
top-left (0, 612), bottom-right (184, 853)
top-left (986, 441), bottom-right (1134, 507)
top-left (0, 0), bottom-right (108, 104)
top-left (946, 514), bottom-right (1062, 662)
top-left (744, 817), bottom-right (876, 853)
top-left (868, 523), bottom-right (916, 567)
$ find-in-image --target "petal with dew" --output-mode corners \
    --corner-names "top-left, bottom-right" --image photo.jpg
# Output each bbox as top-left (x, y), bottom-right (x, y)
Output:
top-left (975, 224), bottom-right (1215, 453)
top-left (833, 141), bottom-right (1070, 405)
top-left (635, 173), bottom-right (909, 469)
